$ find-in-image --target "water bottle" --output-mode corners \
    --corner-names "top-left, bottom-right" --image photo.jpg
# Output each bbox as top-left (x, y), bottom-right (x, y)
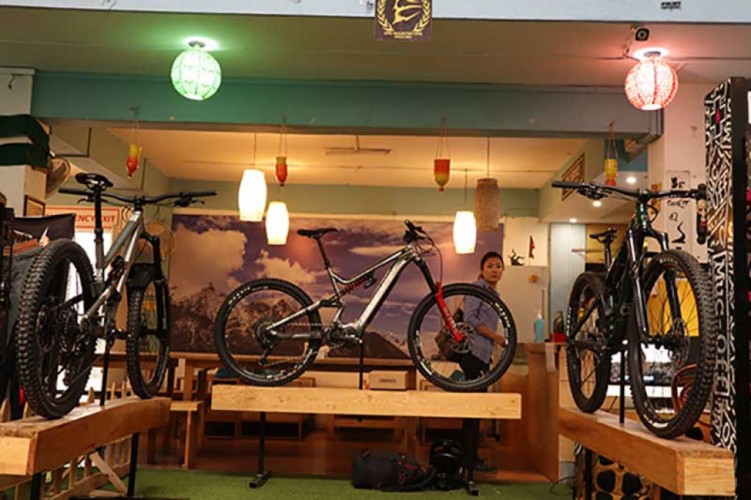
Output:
top-left (534, 311), bottom-right (546, 342)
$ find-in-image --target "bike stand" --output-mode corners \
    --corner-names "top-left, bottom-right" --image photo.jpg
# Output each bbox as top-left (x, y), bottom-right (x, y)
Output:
top-left (249, 412), bottom-right (272, 489)
top-left (462, 417), bottom-right (480, 496)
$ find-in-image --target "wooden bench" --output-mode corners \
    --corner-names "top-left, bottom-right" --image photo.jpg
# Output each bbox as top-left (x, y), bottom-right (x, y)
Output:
top-left (169, 400), bottom-right (206, 470)
top-left (559, 407), bottom-right (735, 497)
top-left (0, 396), bottom-right (169, 499)
top-left (212, 384), bottom-right (521, 495)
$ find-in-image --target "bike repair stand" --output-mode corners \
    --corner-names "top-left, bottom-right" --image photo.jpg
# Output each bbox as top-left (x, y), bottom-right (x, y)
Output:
top-left (249, 411), bottom-right (271, 488)
top-left (463, 416), bottom-right (480, 495)
top-left (583, 342), bottom-right (628, 500)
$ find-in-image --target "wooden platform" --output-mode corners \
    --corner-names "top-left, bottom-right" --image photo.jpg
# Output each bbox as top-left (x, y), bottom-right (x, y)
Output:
top-left (212, 385), bottom-right (521, 419)
top-left (0, 397), bottom-right (170, 477)
top-left (559, 407), bottom-right (734, 496)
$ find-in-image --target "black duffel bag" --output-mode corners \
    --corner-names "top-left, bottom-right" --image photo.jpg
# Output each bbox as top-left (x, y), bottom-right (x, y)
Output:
top-left (352, 450), bottom-right (435, 492)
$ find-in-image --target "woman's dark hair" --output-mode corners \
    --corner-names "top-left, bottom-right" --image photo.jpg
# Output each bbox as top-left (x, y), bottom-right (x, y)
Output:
top-left (480, 251), bottom-right (504, 270)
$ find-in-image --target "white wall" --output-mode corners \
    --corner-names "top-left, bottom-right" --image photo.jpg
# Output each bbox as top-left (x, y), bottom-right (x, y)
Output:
top-left (549, 223), bottom-right (586, 323)
top-left (648, 83), bottom-right (715, 261)
top-left (504, 217), bottom-right (549, 267)
top-left (0, 68), bottom-right (33, 115)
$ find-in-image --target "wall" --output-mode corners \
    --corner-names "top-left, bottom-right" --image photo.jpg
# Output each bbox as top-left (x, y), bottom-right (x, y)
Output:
top-left (648, 83), bottom-right (715, 261)
top-left (0, 68), bottom-right (33, 115)
top-left (538, 138), bottom-right (605, 220)
top-left (548, 223), bottom-right (586, 323)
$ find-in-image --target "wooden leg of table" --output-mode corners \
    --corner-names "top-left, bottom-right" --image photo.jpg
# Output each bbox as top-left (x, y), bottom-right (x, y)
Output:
top-left (183, 365), bottom-right (195, 401)
top-left (185, 412), bottom-right (196, 469)
top-left (196, 370), bottom-right (208, 400)
top-left (326, 415), bottom-right (335, 439)
top-left (197, 405), bottom-right (205, 453)
top-left (166, 366), bottom-right (176, 398)
top-left (147, 428), bottom-right (157, 465)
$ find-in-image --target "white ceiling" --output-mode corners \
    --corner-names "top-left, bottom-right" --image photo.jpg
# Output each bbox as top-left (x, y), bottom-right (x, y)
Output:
top-left (107, 128), bottom-right (586, 189)
top-left (0, 8), bottom-right (750, 85)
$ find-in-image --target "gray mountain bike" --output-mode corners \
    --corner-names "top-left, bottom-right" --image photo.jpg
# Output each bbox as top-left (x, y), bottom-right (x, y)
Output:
top-left (15, 173), bottom-right (215, 418)
top-left (214, 220), bottom-right (517, 392)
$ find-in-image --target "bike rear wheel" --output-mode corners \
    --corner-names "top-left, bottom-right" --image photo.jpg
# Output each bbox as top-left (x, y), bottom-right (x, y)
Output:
top-left (407, 283), bottom-right (516, 392)
top-left (214, 278), bottom-right (322, 386)
top-left (126, 278), bottom-right (171, 398)
top-left (15, 240), bottom-right (96, 418)
top-left (565, 272), bottom-right (611, 413)
top-left (628, 249), bottom-right (717, 438)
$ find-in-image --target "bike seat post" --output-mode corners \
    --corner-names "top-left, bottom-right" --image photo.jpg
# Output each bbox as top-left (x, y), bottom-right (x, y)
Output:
top-left (315, 237), bottom-right (332, 270)
top-left (604, 242), bottom-right (613, 269)
top-left (93, 188), bottom-right (105, 271)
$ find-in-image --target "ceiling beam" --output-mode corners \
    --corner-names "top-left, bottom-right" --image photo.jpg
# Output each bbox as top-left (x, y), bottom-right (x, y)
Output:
top-left (2, 0), bottom-right (748, 23)
top-left (33, 72), bottom-right (661, 141)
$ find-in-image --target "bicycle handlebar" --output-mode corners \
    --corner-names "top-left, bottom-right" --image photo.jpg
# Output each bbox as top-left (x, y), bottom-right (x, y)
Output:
top-left (551, 180), bottom-right (706, 202)
top-left (59, 187), bottom-right (217, 207)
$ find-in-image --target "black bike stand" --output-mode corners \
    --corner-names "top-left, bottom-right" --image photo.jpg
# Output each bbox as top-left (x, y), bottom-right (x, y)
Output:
top-left (249, 412), bottom-right (272, 489)
top-left (462, 417), bottom-right (480, 496)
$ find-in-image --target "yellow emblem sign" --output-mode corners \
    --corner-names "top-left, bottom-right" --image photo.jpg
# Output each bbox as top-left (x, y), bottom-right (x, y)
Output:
top-left (375, 0), bottom-right (432, 41)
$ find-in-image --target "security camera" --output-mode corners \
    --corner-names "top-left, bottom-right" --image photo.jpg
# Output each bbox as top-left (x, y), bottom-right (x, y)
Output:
top-left (634, 26), bottom-right (650, 42)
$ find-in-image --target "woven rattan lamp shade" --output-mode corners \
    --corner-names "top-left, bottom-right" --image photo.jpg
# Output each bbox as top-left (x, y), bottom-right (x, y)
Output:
top-left (473, 178), bottom-right (500, 231)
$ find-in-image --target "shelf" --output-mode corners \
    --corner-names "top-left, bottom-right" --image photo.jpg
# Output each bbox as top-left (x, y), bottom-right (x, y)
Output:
top-left (559, 407), bottom-right (734, 496)
top-left (0, 397), bottom-right (170, 476)
top-left (212, 385), bottom-right (521, 419)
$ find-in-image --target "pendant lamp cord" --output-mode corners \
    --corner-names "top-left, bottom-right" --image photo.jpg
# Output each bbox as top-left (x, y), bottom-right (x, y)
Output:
top-left (486, 137), bottom-right (490, 177)
top-left (464, 169), bottom-right (468, 206)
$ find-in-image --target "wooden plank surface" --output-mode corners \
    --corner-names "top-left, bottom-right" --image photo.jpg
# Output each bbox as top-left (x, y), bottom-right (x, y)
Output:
top-left (559, 408), bottom-right (734, 496)
top-left (0, 397), bottom-right (169, 476)
top-left (212, 385), bottom-right (521, 419)
top-left (172, 351), bottom-right (415, 368)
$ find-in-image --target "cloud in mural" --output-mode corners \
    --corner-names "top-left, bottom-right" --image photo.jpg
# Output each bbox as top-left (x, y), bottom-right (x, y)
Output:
top-left (170, 225), bottom-right (247, 299)
top-left (255, 249), bottom-right (325, 285)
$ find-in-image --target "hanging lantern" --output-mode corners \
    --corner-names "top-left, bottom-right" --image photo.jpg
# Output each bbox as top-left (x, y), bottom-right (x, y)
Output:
top-left (171, 40), bottom-right (222, 101)
top-left (434, 158), bottom-right (450, 192)
top-left (474, 178), bottom-right (500, 231)
top-left (434, 117), bottom-right (451, 191)
top-left (238, 169), bottom-right (267, 222)
top-left (276, 156), bottom-right (288, 186)
top-left (453, 211), bottom-right (477, 254)
top-left (266, 201), bottom-right (290, 245)
top-left (126, 143), bottom-right (141, 178)
top-left (624, 54), bottom-right (678, 111)
top-left (603, 122), bottom-right (618, 186)
top-left (473, 138), bottom-right (500, 231)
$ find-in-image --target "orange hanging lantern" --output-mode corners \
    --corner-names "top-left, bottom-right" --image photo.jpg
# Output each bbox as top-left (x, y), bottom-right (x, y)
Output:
top-left (434, 117), bottom-right (451, 191)
top-left (125, 107), bottom-right (141, 178)
top-left (275, 156), bottom-right (288, 186)
top-left (603, 122), bottom-right (618, 186)
top-left (126, 143), bottom-right (141, 178)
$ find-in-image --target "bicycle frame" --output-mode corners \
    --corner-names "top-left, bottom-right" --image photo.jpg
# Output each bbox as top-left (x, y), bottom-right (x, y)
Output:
top-left (82, 207), bottom-right (146, 324)
top-left (578, 201), bottom-right (680, 351)
top-left (265, 242), bottom-right (438, 340)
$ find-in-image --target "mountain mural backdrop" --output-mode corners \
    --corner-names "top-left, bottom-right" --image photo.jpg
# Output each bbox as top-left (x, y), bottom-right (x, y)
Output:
top-left (169, 214), bottom-right (503, 358)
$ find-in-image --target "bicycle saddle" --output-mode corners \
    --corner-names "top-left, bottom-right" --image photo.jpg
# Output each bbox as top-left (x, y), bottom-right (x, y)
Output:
top-left (589, 228), bottom-right (617, 244)
top-left (297, 227), bottom-right (338, 239)
top-left (75, 172), bottom-right (113, 191)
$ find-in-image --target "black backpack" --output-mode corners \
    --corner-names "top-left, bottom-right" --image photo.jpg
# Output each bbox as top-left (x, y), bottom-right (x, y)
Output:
top-left (352, 450), bottom-right (436, 492)
top-left (429, 440), bottom-right (465, 491)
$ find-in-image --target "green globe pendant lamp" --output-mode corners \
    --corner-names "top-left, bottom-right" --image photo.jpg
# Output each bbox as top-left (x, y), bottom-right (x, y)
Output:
top-left (171, 40), bottom-right (221, 101)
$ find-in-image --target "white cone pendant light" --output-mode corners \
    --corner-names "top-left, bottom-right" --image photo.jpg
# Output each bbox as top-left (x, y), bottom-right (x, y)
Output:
top-left (265, 201), bottom-right (290, 245)
top-left (238, 169), bottom-right (267, 222)
top-left (453, 210), bottom-right (477, 254)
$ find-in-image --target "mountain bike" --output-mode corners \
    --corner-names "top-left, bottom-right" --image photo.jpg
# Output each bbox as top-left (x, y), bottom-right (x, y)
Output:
top-left (15, 173), bottom-right (215, 418)
top-left (214, 220), bottom-right (517, 392)
top-left (552, 180), bottom-right (716, 438)
top-left (0, 193), bottom-right (11, 409)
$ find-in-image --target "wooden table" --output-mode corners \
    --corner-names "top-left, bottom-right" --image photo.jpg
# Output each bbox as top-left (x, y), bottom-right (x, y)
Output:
top-left (559, 407), bottom-right (734, 497)
top-left (172, 351), bottom-right (417, 402)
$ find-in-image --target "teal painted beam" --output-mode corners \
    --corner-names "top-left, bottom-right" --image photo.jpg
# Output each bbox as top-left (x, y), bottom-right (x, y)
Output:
top-left (171, 180), bottom-right (539, 219)
top-left (3, 0), bottom-right (749, 23)
top-left (33, 72), bottom-right (659, 139)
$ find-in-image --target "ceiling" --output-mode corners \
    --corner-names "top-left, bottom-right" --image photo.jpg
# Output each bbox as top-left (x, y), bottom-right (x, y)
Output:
top-left (107, 128), bottom-right (586, 189)
top-left (1, 7), bottom-right (750, 86)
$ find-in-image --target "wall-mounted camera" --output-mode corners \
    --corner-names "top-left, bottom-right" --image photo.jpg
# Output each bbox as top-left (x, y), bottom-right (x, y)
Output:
top-left (634, 26), bottom-right (650, 42)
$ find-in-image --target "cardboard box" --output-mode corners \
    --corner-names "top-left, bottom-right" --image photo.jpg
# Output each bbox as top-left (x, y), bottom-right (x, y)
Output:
top-left (368, 371), bottom-right (408, 390)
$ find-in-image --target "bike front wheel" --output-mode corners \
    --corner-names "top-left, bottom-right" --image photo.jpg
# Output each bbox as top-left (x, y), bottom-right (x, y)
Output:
top-left (565, 272), bottom-right (611, 413)
top-left (214, 278), bottom-right (323, 386)
top-left (15, 239), bottom-right (96, 418)
top-left (628, 249), bottom-right (717, 438)
top-left (126, 278), bottom-right (171, 398)
top-left (407, 283), bottom-right (517, 392)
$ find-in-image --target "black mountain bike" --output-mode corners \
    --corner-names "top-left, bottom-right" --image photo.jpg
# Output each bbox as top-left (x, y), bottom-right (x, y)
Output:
top-left (552, 180), bottom-right (716, 438)
top-left (15, 173), bottom-right (215, 418)
top-left (214, 220), bottom-right (517, 392)
top-left (0, 193), bottom-right (11, 409)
